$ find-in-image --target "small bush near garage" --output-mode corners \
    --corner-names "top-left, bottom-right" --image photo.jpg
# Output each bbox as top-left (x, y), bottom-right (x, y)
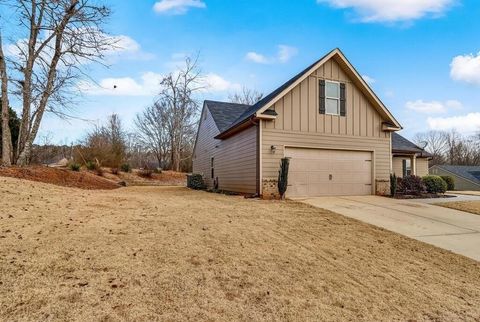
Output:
top-left (441, 176), bottom-right (455, 190)
top-left (423, 175), bottom-right (448, 194)
top-left (397, 175), bottom-right (426, 195)
top-left (187, 174), bottom-right (206, 190)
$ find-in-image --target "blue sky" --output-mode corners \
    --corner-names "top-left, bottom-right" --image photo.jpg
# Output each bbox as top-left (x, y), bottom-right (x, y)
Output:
top-left (38, 0), bottom-right (480, 144)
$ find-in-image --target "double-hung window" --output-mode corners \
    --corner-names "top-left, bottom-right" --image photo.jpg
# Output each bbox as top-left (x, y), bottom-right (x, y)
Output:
top-left (325, 81), bottom-right (340, 116)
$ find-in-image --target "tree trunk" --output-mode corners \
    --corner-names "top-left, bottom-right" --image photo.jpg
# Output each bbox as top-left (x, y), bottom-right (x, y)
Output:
top-left (0, 33), bottom-right (11, 166)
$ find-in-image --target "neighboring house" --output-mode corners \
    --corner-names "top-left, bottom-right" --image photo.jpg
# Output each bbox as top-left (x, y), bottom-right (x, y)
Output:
top-left (392, 133), bottom-right (431, 178)
top-left (193, 48), bottom-right (427, 198)
top-left (430, 165), bottom-right (480, 191)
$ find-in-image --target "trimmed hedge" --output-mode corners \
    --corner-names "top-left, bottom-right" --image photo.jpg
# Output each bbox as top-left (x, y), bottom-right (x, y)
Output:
top-left (187, 174), bottom-right (206, 190)
top-left (440, 175), bottom-right (455, 191)
top-left (423, 175), bottom-right (448, 194)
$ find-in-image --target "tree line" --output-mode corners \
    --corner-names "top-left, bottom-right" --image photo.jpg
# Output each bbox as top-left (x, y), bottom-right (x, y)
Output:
top-left (414, 130), bottom-right (480, 166)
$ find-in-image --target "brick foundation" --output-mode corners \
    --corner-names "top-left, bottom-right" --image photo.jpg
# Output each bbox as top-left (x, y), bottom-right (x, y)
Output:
top-left (375, 179), bottom-right (390, 196)
top-left (262, 178), bottom-right (280, 200)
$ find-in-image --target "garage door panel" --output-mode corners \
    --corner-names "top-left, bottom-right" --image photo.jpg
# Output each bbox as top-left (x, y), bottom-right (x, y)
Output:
top-left (285, 148), bottom-right (373, 197)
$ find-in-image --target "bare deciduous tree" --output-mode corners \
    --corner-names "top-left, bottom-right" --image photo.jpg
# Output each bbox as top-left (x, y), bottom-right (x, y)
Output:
top-left (157, 56), bottom-right (203, 172)
top-left (0, 0), bottom-right (114, 165)
top-left (77, 113), bottom-right (126, 168)
top-left (228, 87), bottom-right (263, 105)
top-left (134, 101), bottom-right (169, 168)
top-left (413, 130), bottom-right (447, 165)
top-left (414, 130), bottom-right (480, 166)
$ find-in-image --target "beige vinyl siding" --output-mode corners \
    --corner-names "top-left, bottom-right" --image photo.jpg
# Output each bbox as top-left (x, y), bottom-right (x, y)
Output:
top-left (192, 107), bottom-right (257, 193)
top-left (262, 56), bottom-right (391, 189)
top-left (392, 157), bottom-right (407, 177)
top-left (416, 158), bottom-right (429, 177)
top-left (266, 57), bottom-right (388, 139)
top-left (392, 157), bottom-right (429, 178)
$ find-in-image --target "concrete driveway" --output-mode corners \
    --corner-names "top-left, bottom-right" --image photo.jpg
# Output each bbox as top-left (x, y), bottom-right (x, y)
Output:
top-left (299, 196), bottom-right (480, 261)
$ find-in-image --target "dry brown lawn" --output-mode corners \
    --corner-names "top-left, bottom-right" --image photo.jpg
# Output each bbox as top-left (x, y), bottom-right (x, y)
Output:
top-left (1, 177), bottom-right (479, 321)
top-left (437, 200), bottom-right (480, 216)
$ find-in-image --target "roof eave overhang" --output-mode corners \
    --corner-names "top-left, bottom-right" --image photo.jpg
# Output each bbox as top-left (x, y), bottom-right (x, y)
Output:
top-left (215, 117), bottom-right (257, 140)
top-left (392, 150), bottom-right (432, 159)
top-left (215, 114), bottom-right (276, 139)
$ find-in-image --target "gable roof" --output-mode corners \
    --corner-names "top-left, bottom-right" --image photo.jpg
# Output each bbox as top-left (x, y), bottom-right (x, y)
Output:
top-left (433, 165), bottom-right (480, 186)
top-left (205, 100), bottom-right (252, 133)
top-left (392, 133), bottom-right (432, 157)
top-left (216, 48), bottom-right (402, 138)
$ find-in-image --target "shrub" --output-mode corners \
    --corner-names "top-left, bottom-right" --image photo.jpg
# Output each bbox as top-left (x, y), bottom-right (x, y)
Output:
top-left (86, 161), bottom-right (97, 171)
top-left (153, 168), bottom-right (162, 174)
top-left (390, 173), bottom-right (397, 197)
top-left (423, 175), bottom-right (448, 194)
top-left (138, 169), bottom-right (153, 178)
top-left (111, 168), bottom-right (119, 175)
top-left (69, 163), bottom-right (81, 172)
top-left (187, 174), bottom-right (206, 190)
top-left (440, 176), bottom-right (455, 191)
top-left (397, 175), bottom-right (425, 195)
top-left (120, 163), bottom-right (131, 173)
top-left (278, 157), bottom-right (290, 200)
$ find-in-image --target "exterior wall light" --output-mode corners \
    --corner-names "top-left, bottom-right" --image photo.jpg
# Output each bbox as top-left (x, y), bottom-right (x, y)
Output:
top-left (270, 145), bottom-right (277, 153)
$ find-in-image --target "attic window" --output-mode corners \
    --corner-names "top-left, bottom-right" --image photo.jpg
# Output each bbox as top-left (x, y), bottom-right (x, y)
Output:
top-left (325, 81), bottom-right (340, 115)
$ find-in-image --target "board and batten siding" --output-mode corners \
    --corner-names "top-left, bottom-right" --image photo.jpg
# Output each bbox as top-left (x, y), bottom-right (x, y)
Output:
top-left (192, 107), bottom-right (257, 193)
top-left (262, 56), bottom-right (391, 186)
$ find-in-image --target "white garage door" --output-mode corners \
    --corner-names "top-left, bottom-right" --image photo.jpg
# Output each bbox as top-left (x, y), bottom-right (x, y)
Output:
top-left (285, 148), bottom-right (373, 197)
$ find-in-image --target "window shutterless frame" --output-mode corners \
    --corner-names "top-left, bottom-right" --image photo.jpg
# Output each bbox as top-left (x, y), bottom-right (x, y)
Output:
top-left (325, 80), bottom-right (341, 116)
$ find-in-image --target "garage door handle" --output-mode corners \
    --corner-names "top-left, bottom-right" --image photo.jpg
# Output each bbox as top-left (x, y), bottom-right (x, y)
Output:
top-left (329, 174), bottom-right (333, 180)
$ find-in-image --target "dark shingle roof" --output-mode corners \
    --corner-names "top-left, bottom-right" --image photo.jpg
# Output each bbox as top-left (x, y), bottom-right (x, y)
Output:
top-left (434, 165), bottom-right (480, 185)
top-left (205, 100), bottom-right (252, 133)
top-left (392, 133), bottom-right (431, 157)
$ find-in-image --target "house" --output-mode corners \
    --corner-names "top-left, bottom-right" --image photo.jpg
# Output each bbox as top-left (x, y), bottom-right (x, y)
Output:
top-left (430, 165), bottom-right (480, 191)
top-left (193, 48), bottom-right (428, 198)
top-left (392, 133), bottom-right (431, 178)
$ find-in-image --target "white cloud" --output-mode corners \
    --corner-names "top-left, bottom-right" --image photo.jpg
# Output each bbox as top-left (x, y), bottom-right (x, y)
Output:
top-left (450, 52), bottom-right (480, 86)
top-left (153, 0), bottom-right (206, 15)
top-left (362, 75), bottom-right (376, 84)
top-left (278, 45), bottom-right (299, 63)
top-left (204, 73), bottom-right (241, 92)
top-left (6, 33), bottom-right (153, 64)
top-left (245, 52), bottom-right (269, 64)
top-left (317, 0), bottom-right (455, 22)
top-left (405, 99), bottom-right (463, 114)
top-left (246, 45), bottom-right (298, 64)
top-left (78, 72), bottom-right (164, 96)
top-left (428, 113), bottom-right (480, 134)
top-left (79, 72), bottom-right (240, 96)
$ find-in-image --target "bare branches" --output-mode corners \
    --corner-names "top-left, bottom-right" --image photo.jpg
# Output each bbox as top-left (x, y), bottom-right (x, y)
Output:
top-left (414, 130), bottom-right (480, 166)
top-left (0, 0), bottom-right (114, 165)
top-left (228, 87), bottom-right (264, 105)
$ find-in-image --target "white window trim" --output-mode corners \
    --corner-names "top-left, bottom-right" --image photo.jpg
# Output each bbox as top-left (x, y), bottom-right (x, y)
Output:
top-left (325, 80), bottom-right (341, 116)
